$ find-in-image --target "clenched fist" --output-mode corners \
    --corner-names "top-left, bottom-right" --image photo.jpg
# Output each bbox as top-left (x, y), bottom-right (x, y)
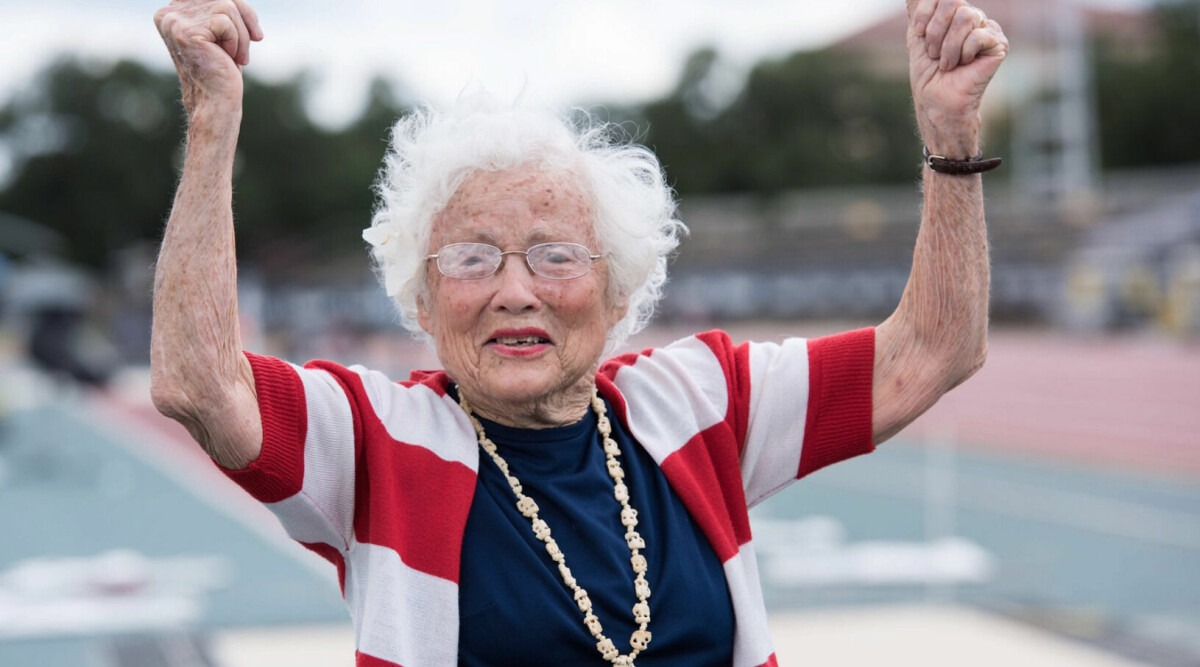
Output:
top-left (154, 0), bottom-right (264, 118)
top-left (906, 0), bottom-right (1009, 158)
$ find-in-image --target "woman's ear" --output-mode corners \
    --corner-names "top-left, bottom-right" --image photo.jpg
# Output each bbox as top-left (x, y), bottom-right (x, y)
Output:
top-left (417, 293), bottom-right (434, 334)
top-left (606, 294), bottom-right (630, 330)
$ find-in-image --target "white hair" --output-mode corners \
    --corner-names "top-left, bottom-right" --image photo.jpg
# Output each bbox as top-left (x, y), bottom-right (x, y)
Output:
top-left (364, 93), bottom-right (686, 351)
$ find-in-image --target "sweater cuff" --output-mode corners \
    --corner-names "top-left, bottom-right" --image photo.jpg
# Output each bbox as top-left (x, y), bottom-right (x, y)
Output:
top-left (798, 327), bottom-right (875, 478)
top-left (217, 352), bottom-right (308, 504)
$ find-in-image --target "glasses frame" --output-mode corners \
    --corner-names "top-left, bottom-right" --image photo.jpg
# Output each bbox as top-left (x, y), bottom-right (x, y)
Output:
top-left (426, 241), bottom-right (604, 281)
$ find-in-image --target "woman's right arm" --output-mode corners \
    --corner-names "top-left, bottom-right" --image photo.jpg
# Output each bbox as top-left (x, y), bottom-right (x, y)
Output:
top-left (149, 0), bottom-right (265, 470)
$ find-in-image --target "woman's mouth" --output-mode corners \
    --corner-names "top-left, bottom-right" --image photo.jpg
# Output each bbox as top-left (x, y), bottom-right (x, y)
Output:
top-left (486, 329), bottom-right (553, 356)
top-left (491, 335), bottom-right (550, 347)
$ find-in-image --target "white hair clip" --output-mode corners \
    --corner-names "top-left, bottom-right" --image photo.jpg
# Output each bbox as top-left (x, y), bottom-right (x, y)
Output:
top-left (362, 223), bottom-right (399, 247)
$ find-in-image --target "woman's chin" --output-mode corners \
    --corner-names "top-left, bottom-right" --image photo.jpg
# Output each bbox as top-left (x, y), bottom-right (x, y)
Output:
top-left (477, 373), bottom-right (560, 405)
top-left (484, 341), bottom-right (553, 358)
top-left (465, 364), bottom-right (594, 418)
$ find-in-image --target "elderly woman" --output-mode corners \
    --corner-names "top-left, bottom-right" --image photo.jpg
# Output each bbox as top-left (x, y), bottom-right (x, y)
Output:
top-left (150, 0), bottom-right (1007, 665)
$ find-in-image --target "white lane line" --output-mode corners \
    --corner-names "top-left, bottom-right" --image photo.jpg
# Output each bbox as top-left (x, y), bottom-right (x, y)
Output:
top-left (810, 458), bottom-right (1200, 552)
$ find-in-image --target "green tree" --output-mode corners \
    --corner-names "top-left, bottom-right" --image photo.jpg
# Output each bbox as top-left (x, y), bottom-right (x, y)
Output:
top-left (633, 48), bottom-right (917, 195)
top-left (0, 58), bottom-right (185, 268)
top-left (0, 58), bottom-right (408, 273)
top-left (1093, 0), bottom-right (1200, 169)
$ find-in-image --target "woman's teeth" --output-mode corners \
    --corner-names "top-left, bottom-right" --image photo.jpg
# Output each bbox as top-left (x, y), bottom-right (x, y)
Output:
top-left (495, 336), bottom-right (545, 346)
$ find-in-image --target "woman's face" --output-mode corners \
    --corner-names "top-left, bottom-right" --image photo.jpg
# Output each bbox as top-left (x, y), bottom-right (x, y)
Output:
top-left (418, 167), bottom-right (626, 415)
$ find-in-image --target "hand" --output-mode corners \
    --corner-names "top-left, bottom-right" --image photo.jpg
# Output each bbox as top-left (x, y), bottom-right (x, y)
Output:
top-left (154, 0), bottom-right (264, 117)
top-left (906, 0), bottom-right (1009, 157)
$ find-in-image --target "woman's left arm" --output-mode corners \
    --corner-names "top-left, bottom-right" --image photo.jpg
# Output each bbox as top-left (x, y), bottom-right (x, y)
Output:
top-left (873, 0), bottom-right (1009, 444)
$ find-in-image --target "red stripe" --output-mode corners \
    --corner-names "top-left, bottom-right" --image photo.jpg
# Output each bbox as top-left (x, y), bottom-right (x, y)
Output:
top-left (300, 541), bottom-right (346, 594)
top-left (354, 439), bottom-right (477, 582)
top-left (595, 373), bottom-right (629, 430)
top-left (756, 654), bottom-right (779, 667)
top-left (330, 368), bottom-right (477, 583)
top-left (356, 651), bottom-right (403, 667)
top-left (695, 330), bottom-right (752, 453)
top-left (659, 424), bottom-right (753, 561)
top-left (799, 328), bottom-right (876, 478)
top-left (599, 347), bottom-right (655, 379)
top-left (404, 369), bottom-right (451, 396)
top-left (220, 353), bottom-right (308, 503)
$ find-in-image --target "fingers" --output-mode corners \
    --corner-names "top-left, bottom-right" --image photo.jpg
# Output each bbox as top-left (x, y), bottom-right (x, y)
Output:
top-left (939, 5), bottom-right (987, 70)
top-left (231, 0), bottom-right (264, 42)
top-left (155, 0), bottom-right (261, 67)
top-left (923, 0), bottom-right (960, 60)
top-left (960, 20), bottom-right (1009, 66)
top-left (210, 12), bottom-right (249, 66)
top-left (908, 0), bottom-right (936, 37)
top-left (211, 0), bottom-right (253, 66)
top-left (909, 0), bottom-right (1002, 70)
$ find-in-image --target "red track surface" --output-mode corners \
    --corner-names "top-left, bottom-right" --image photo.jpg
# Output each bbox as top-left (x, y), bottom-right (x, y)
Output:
top-left (109, 325), bottom-right (1200, 480)
top-left (644, 324), bottom-right (1200, 479)
top-left (906, 330), bottom-right (1200, 479)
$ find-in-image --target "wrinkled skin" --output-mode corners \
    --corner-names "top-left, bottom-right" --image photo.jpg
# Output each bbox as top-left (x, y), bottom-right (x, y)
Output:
top-left (418, 168), bottom-right (627, 429)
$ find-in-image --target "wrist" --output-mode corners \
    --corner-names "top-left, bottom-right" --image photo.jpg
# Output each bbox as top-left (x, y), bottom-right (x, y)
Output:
top-left (922, 147), bottom-right (1002, 175)
top-left (921, 132), bottom-right (981, 161)
top-left (182, 106), bottom-right (242, 171)
top-left (917, 108), bottom-right (981, 159)
top-left (187, 103), bottom-right (243, 140)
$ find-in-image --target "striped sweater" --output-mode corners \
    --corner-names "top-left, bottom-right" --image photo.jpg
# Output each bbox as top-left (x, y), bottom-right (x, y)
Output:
top-left (221, 327), bottom-right (875, 666)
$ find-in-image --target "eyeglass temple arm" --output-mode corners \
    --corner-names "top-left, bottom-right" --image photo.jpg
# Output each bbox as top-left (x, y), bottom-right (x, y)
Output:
top-left (426, 250), bottom-right (605, 259)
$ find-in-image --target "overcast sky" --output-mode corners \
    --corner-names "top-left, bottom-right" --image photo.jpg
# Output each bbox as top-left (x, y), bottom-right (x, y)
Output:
top-left (2, 0), bottom-right (1153, 127)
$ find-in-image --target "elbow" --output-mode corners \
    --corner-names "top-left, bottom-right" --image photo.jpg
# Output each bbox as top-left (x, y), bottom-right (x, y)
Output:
top-left (149, 356), bottom-right (207, 425)
top-left (946, 333), bottom-right (987, 392)
top-left (150, 370), bottom-right (192, 422)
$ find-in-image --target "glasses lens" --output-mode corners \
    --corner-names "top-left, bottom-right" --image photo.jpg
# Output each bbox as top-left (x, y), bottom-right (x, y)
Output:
top-left (436, 243), bottom-right (501, 279)
top-left (527, 243), bottom-right (593, 280)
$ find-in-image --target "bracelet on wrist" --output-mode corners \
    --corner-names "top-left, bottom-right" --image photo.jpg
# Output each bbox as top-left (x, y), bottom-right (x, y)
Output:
top-left (923, 146), bottom-right (1002, 175)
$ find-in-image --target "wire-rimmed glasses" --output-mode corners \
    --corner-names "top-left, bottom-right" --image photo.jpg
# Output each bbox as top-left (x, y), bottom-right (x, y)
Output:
top-left (427, 242), bottom-right (603, 280)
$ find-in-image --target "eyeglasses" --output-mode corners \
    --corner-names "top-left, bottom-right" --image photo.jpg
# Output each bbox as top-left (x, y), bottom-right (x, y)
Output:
top-left (427, 242), bottom-right (603, 281)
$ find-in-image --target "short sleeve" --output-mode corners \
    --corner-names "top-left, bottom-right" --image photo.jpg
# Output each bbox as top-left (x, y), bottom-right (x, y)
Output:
top-left (218, 352), bottom-right (360, 553)
top-left (739, 328), bottom-right (875, 506)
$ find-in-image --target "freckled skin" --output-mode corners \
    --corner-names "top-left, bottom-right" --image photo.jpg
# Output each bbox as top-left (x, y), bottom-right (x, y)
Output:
top-left (418, 167), bottom-right (628, 428)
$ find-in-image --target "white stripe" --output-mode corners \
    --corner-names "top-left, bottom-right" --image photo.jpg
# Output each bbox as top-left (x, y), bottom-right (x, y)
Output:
top-left (265, 493), bottom-right (348, 549)
top-left (346, 541), bottom-right (459, 667)
top-left (292, 364), bottom-right (358, 547)
top-left (724, 544), bottom-right (776, 667)
top-left (612, 336), bottom-right (729, 464)
top-left (742, 338), bottom-right (811, 507)
top-left (351, 366), bottom-right (479, 468)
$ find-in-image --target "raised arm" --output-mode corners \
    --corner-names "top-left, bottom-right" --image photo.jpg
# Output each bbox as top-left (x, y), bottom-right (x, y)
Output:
top-left (872, 0), bottom-right (1009, 444)
top-left (149, 0), bottom-right (265, 469)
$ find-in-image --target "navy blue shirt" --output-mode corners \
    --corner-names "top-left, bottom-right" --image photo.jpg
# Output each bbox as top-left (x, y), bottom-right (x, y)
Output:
top-left (457, 392), bottom-right (735, 666)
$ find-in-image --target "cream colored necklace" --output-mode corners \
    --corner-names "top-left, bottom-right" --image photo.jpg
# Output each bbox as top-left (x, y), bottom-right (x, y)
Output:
top-left (458, 388), bottom-right (652, 666)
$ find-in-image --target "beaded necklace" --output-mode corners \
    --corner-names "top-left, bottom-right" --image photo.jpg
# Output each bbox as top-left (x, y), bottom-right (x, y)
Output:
top-left (458, 388), bottom-right (652, 666)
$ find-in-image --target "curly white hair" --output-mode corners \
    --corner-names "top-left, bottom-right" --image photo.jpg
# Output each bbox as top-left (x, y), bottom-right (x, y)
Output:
top-left (363, 93), bottom-right (686, 352)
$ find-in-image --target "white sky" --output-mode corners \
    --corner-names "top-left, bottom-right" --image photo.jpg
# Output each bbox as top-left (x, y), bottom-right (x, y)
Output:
top-left (1, 0), bottom-right (1153, 127)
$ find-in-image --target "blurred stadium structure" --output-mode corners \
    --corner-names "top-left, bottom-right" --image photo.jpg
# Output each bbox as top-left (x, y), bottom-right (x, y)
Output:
top-left (662, 0), bottom-right (1200, 335)
top-left (2, 0), bottom-right (1199, 665)
top-left (144, 0), bottom-right (1200, 347)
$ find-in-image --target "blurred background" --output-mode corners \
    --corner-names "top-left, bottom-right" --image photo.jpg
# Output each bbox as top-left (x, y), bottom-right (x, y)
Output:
top-left (1, 0), bottom-right (1198, 665)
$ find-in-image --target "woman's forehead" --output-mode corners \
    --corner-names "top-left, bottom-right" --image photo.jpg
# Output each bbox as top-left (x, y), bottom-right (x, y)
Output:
top-left (432, 167), bottom-right (595, 243)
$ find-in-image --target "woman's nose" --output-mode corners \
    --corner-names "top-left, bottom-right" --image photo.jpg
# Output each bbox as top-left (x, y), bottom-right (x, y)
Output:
top-left (490, 254), bottom-right (541, 312)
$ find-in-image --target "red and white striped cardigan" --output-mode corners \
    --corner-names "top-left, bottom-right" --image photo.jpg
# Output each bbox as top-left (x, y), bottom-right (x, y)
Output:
top-left (221, 327), bottom-right (875, 666)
